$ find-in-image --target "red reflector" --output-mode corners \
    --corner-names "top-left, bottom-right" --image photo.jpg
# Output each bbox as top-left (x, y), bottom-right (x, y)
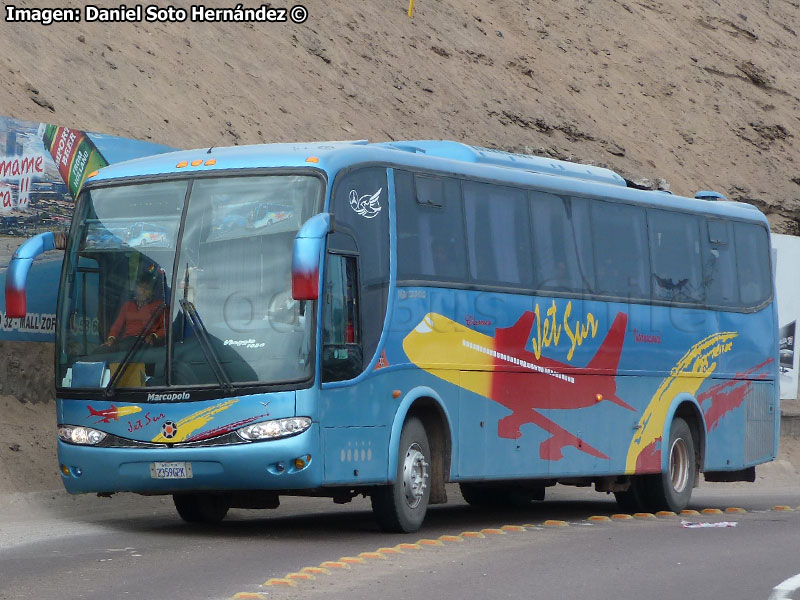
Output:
top-left (5, 289), bottom-right (26, 319)
top-left (291, 270), bottom-right (318, 301)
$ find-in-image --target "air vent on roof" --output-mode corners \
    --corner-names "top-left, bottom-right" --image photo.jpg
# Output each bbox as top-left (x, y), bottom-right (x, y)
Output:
top-left (695, 190), bottom-right (729, 201)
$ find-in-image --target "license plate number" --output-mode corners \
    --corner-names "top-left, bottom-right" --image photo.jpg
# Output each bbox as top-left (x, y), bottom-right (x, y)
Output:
top-left (150, 462), bottom-right (193, 479)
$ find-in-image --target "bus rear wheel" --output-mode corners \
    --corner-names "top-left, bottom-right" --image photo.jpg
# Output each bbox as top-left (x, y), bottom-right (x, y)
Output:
top-left (173, 493), bottom-right (230, 523)
top-left (371, 416), bottom-right (431, 533)
top-left (641, 417), bottom-right (697, 513)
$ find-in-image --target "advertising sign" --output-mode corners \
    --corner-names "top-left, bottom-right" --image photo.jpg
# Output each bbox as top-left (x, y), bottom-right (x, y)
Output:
top-left (0, 115), bottom-right (175, 342)
top-left (773, 233), bottom-right (800, 400)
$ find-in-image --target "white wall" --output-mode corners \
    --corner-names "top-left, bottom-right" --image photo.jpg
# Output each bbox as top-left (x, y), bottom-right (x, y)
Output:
top-left (773, 233), bottom-right (800, 400)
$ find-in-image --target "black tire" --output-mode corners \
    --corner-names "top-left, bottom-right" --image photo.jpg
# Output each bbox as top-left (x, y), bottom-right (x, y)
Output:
top-left (371, 417), bottom-right (431, 533)
top-left (640, 417), bottom-right (697, 512)
top-left (460, 483), bottom-right (544, 508)
top-left (459, 483), bottom-right (496, 507)
top-left (613, 477), bottom-right (650, 512)
top-left (173, 493), bottom-right (230, 523)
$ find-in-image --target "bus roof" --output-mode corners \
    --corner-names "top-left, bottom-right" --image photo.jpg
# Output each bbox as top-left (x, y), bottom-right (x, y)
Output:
top-left (90, 139), bottom-right (767, 225)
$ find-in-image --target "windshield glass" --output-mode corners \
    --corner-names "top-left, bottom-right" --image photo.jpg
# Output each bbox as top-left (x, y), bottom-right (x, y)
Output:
top-left (57, 174), bottom-right (320, 393)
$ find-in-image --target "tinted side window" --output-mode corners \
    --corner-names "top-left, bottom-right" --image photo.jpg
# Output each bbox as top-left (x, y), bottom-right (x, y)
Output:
top-left (530, 193), bottom-right (595, 294)
top-left (702, 219), bottom-right (738, 307)
top-left (590, 201), bottom-right (649, 300)
top-left (463, 181), bottom-right (533, 288)
top-left (331, 167), bottom-right (389, 363)
top-left (396, 170), bottom-right (467, 282)
top-left (648, 210), bottom-right (703, 303)
top-left (734, 222), bottom-right (771, 307)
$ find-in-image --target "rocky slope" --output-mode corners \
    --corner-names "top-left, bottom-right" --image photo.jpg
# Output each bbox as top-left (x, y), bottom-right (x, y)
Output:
top-left (0, 0), bottom-right (798, 229)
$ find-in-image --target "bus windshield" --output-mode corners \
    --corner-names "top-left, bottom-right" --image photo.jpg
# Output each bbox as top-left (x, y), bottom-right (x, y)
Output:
top-left (57, 174), bottom-right (321, 393)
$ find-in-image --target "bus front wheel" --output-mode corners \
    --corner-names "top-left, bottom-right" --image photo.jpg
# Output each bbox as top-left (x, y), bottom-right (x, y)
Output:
top-left (371, 416), bottom-right (431, 533)
top-left (173, 493), bottom-right (230, 523)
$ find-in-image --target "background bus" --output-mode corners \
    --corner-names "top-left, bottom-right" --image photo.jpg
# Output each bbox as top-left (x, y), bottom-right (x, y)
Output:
top-left (7, 140), bottom-right (778, 532)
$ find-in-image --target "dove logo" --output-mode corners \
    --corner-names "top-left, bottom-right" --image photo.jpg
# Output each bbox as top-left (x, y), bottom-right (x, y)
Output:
top-left (349, 187), bottom-right (382, 219)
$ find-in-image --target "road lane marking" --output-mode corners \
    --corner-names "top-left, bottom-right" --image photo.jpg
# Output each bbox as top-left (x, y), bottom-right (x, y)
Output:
top-left (232, 502), bottom-right (799, 599)
top-left (769, 572), bottom-right (800, 600)
top-left (543, 520), bottom-right (569, 527)
top-left (264, 578), bottom-right (296, 587)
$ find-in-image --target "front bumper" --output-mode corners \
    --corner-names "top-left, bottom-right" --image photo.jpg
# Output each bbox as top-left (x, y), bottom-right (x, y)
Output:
top-left (57, 424), bottom-right (322, 494)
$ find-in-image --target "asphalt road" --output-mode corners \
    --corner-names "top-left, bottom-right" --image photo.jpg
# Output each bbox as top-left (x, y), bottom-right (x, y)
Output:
top-left (1, 477), bottom-right (799, 600)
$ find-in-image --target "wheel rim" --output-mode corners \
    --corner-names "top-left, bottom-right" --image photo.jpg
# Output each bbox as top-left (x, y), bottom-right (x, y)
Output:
top-left (402, 443), bottom-right (429, 509)
top-left (669, 437), bottom-right (690, 494)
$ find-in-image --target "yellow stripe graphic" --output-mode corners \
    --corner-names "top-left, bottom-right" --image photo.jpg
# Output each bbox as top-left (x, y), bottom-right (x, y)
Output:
top-left (625, 332), bottom-right (737, 472)
top-left (151, 398), bottom-right (238, 443)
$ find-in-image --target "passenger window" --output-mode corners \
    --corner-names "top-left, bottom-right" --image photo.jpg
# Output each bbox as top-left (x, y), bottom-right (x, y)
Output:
top-left (648, 210), bottom-right (703, 303)
top-left (530, 193), bottom-right (595, 294)
top-left (463, 181), bottom-right (533, 288)
top-left (590, 201), bottom-right (649, 300)
top-left (396, 171), bottom-right (467, 282)
top-left (702, 219), bottom-right (738, 307)
top-left (734, 222), bottom-right (771, 307)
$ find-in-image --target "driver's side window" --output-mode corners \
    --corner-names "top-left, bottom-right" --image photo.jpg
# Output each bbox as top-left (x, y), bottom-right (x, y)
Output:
top-left (322, 253), bottom-right (362, 382)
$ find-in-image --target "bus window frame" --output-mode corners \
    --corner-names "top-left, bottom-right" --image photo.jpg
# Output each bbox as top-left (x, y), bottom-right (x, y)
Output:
top-left (390, 165), bottom-right (773, 315)
top-left (56, 167), bottom-right (328, 402)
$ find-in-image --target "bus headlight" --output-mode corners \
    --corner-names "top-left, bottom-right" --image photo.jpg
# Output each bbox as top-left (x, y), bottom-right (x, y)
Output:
top-left (237, 417), bottom-right (312, 441)
top-left (58, 425), bottom-right (107, 445)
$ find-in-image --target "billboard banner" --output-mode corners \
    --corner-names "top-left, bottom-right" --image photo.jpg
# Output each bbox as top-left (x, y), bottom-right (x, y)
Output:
top-left (41, 124), bottom-right (109, 198)
top-left (774, 233), bottom-right (800, 400)
top-left (0, 115), bottom-right (175, 342)
top-left (780, 320), bottom-right (795, 372)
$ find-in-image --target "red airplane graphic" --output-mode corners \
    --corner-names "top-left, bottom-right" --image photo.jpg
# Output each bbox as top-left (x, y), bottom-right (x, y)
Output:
top-left (87, 404), bottom-right (142, 423)
top-left (404, 310), bottom-right (631, 461)
top-left (490, 310), bottom-right (631, 460)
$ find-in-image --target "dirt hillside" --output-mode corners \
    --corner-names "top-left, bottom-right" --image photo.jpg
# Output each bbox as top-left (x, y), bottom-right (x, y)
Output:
top-left (0, 0), bottom-right (799, 230)
top-left (1, 1), bottom-right (799, 495)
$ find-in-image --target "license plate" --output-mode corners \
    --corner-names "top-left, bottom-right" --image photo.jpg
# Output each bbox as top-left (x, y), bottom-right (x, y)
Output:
top-left (150, 461), bottom-right (193, 479)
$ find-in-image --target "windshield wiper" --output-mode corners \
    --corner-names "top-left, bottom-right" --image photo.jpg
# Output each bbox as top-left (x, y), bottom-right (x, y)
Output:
top-left (179, 298), bottom-right (235, 394)
top-left (104, 302), bottom-right (167, 398)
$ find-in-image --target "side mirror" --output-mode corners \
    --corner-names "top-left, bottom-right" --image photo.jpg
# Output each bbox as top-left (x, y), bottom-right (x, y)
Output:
top-left (291, 213), bottom-right (333, 301)
top-left (5, 231), bottom-right (64, 318)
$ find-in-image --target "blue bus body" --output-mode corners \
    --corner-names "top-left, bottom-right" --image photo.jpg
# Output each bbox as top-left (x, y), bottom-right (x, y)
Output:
top-left (18, 140), bottom-right (776, 529)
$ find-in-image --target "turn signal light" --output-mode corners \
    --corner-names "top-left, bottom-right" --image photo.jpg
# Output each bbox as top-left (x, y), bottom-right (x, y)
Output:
top-left (305, 156), bottom-right (319, 163)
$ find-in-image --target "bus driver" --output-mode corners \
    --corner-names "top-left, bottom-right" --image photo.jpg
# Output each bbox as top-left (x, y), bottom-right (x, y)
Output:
top-left (101, 272), bottom-right (166, 350)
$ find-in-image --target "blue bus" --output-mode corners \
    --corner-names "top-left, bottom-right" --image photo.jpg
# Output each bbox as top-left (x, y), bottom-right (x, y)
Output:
top-left (7, 140), bottom-right (778, 532)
